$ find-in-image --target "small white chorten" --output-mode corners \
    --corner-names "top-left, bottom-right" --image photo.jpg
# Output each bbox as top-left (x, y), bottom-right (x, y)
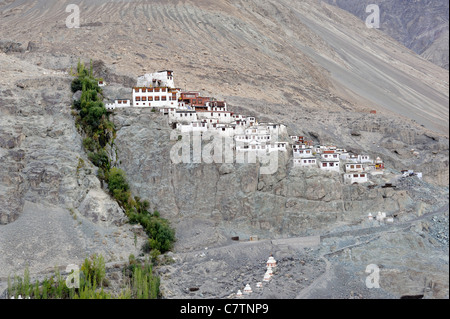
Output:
top-left (267, 255), bottom-right (277, 268)
top-left (256, 282), bottom-right (263, 288)
top-left (243, 284), bottom-right (252, 294)
top-left (376, 211), bottom-right (384, 221)
top-left (236, 290), bottom-right (243, 297)
top-left (263, 271), bottom-right (271, 282)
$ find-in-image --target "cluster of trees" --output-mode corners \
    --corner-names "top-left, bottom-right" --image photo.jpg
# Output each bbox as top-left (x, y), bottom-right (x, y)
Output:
top-left (7, 255), bottom-right (159, 299)
top-left (71, 62), bottom-right (175, 255)
top-left (71, 61), bottom-right (114, 170)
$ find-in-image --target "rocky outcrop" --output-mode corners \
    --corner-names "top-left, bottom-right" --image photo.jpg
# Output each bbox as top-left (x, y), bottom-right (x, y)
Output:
top-left (113, 109), bottom-right (442, 240)
top-left (0, 54), bottom-right (145, 279)
top-left (0, 40), bottom-right (24, 53)
top-left (78, 189), bottom-right (127, 226)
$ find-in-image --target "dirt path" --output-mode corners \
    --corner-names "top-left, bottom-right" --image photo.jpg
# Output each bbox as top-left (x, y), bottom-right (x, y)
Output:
top-left (295, 203), bottom-right (448, 298)
top-left (295, 255), bottom-right (332, 299)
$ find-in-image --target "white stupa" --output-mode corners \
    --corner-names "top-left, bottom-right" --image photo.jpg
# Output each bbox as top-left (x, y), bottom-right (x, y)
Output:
top-left (256, 282), bottom-right (263, 288)
top-left (236, 290), bottom-right (243, 297)
top-left (368, 213), bottom-right (373, 220)
top-left (376, 211), bottom-right (384, 221)
top-left (266, 255), bottom-right (277, 268)
top-left (263, 271), bottom-right (271, 282)
top-left (243, 284), bottom-right (252, 294)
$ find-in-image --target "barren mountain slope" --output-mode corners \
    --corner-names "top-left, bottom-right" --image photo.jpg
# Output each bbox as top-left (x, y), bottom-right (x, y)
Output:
top-left (0, 0), bottom-right (448, 135)
top-left (0, 0), bottom-right (448, 299)
top-left (325, 0), bottom-right (449, 70)
top-left (0, 52), bottom-right (146, 280)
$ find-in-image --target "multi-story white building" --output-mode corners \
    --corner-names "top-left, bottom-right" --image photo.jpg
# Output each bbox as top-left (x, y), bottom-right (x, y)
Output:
top-left (233, 114), bottom-right (246, 121)
top-left (347, 154), bottom-right (372, 163)
top-left (210, 123), bottom-right (237, 137)
top-left (169, 110), bottom-right (198, 123)
top-left (206, 101), bottom-right (227, 112)
top-left (105, 99), bottom-right (131, 110)
top-left (260, 123), bottom-right (286, 135)
top-left (236, 140), bottom-right (268, 153)
top-left (292, 144), bottom-right (307, 150)
top-left (196, 110), bottom-right (234, 124)
top-left (319, 160), bottom-right (340, 172)
top-left (132, 87), bottom-right (181, 108)
top-left (344, 173), bottom-right (368, 184)
top-left (293, 148), bottom-right (313, 158)
top-left (268, 142), bottom-right (287, 152)
top-left (321, 152), bottom-right (340, 161)
top-left (344, 163), bottom-right (365, 173)
top-left (246, 116), bottom-right (257, 126)
top-left (176, 121), bottom-right (208, 133)
top-left (245, 127), bottom-right (269, 136)
top-left (235, 134), bottom-right (271, 143)
top-left (358, 155), bottom-right (372, 163)
top-left (293, 157), bottom-right (318, 167)
top-left (136, 70), bottom-right (175, 88)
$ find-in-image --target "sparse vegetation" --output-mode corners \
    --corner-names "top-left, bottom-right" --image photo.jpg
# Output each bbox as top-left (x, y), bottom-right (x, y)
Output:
top-left (7, 255), bottom-right (160, 299)
top-left (70, 61), bottom-right (175, 257)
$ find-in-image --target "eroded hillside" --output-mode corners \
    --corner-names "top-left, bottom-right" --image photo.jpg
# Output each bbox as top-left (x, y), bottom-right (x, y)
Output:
top-left (0, 0), bottom-right (448, 134)
top-left (0, 0), bottom-right (448, 299)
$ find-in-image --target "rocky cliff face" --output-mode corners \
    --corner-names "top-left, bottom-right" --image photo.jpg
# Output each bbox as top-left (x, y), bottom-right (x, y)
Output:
top-left (112, 107), bottom-right (448, 242)
top-left (0, 0), bottom-right (448, 298)
top-left (0, 53), bottom-right (145, 279)
top-left (111, 107), bottom-right (448, 299)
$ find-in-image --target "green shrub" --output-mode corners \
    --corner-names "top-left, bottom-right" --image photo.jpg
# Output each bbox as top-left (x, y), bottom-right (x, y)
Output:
top-left (72, 99), bottom-right (81, 110)
top-left (134, 211), bottom-right (175, 254)
top-left (82, 137), bottom-right (96, 152)
top-left (71, 78), bottom-right (82, 93)
top-left (8, 254), bottom-right (161, 299)
top-left (88, 150), bottom-right (109, 170)
top-left (107, 167), bottom-right (129, 193)
top-left (81, 254), bottom-right (106, 287)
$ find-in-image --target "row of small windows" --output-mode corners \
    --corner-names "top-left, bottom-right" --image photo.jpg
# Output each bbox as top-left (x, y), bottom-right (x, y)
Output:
top-left (237, 135), bottom-right (271, 140)
top-left (135, 96), bottom-right (173, 102)
top-left (322, 162), bottom-right (339, 167)
top-left (295, 159), bottom-right (316, 163)
top-left (134, 88), bottom-right (169, 93)
top-left (177, 113), bottom-right (195, 117)
top-left (346, 174), bottom-right (366, 178)
top-left (295, 149), bottom-right (311, 153)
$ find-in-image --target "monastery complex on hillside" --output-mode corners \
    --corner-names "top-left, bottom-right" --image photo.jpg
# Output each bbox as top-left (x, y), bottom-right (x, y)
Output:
top-left (105, 70), bottom-right (386, 184)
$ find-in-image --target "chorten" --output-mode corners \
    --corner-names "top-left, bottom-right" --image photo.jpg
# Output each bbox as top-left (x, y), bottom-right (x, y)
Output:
top-left (266, 254), bottom-right (277, 268)
top-left (243, 284), bottom-right (252, 294)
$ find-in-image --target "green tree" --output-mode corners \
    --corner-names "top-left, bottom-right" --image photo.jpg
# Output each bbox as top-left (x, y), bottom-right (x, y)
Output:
top-left (107, 167), bottom-right (129, 192)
